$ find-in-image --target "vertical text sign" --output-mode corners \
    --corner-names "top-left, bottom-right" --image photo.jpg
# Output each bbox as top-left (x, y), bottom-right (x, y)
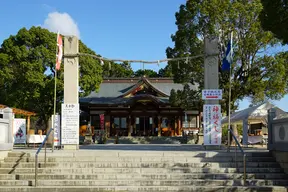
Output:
top-left (203, 104), bottom-right (222, 145)
top-left (61, 104), bottom-right (79, 144)
top-left (100, 114), bottom-right (105, 130)
top-left (53, 114), bottom-right (61, 147)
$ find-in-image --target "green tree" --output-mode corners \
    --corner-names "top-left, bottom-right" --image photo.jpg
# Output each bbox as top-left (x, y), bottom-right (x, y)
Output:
top-left (260, 0), bottom-right (288, 44)
top-left (0, 26), bottom-right (103, 125)
top-left (167, 0), bottom-right (288, 113)
top-left (134, 69), bottom-right (158, 77)
top-left (102, 61), bottom-right (134, 78)
top-left (169, 84), bottom-right (201, 110)
top-left (158, 65), bottom-right (173, 77)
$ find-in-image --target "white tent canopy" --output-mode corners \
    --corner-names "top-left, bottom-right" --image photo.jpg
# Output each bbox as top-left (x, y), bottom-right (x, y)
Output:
top-left (222, 102), bottom-right (286, 125)
top-left (221, 102), bottom-right (286, 145)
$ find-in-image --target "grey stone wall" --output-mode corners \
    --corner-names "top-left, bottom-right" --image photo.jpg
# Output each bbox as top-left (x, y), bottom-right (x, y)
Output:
top-left (268, 108), bottom-right (288, 174)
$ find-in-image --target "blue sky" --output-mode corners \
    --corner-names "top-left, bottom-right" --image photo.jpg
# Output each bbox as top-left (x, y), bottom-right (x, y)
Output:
top-left (0, 0), bottom-right (287, 111)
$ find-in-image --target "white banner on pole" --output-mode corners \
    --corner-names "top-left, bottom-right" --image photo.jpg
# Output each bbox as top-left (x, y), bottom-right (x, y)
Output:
top-left (13, 118), bottom-right (26, 144)
top-left (52, 114), bottom-right (61, 147)
top-left (203, 104), bottom-right (222, 145)
top-left (61, 104), bottom-right (79, 145)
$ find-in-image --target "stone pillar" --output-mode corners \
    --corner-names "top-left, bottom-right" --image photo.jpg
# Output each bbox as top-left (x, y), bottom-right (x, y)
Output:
top-left (268, 108), bottom-right (276, 149)
top-left (1, 108), bottom-right (14, 151)
top-left (204, 37), bottom-right (219, 105)
top-left (3, 108), bottom-right (14, 144)
top-left (63, 36), bottom-right (79, 150)
top-left (203, 36), bottom-right (219, 147)
top-left (0, 108), bottom-right (13, 161)
top-left (242, 118), bottom-right (249, 146)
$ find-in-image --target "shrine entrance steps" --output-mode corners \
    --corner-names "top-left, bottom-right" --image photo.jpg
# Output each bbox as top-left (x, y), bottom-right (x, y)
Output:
top-left (106, 136), bottom-right (198, 144)
top-left (0, 147), bottom-right (287, 192)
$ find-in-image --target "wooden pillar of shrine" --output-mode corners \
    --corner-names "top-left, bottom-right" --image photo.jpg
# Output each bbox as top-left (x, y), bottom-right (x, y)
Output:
top-left (105, 115), bottom-right (111, 137)
top-left (157, 116), bottom-right (161, 136)
top-left (27, 116), bottom-right (31, 135)
top-left (174, 117), bottom-right (177, 136)
top-left (177, 116), bottom-right (181, 135)
top-left (199, 112), bottom-right (202, 131)
top-left (127, 115), bottom-right (131, 137)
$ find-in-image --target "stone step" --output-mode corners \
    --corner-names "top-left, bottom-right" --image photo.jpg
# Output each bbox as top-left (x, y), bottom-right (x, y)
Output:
top-left (0, 167), bottom-right (283, 174)
top-left (0, 186), bottom-right (287, 192)
top-left (0, 162), bottom-right (281, 168)
top-left (7, 151), bottom-right (272, 158)
top-left (0, 173), bottom-right (287, 180)
top-left (3, 156), bottom-right (276, 163)
top-left (0, 179), bottom-right (288, 186)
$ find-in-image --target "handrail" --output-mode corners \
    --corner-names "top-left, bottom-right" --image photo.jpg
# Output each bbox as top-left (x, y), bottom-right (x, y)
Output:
top-left (35, 127), bottom-right (54, 187)
top-left (228, 129), bottom-right (247, 185)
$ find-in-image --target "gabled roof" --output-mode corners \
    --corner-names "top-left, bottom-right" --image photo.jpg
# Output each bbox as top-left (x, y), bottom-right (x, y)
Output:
top-left (0, 104), bottom-right (36, 116)
top-left (83, 77), bottom-right (197, 99)
top-left (120, 77), bottom-right (169, 97)
top-left (80, 77), bottom-right (197, 106)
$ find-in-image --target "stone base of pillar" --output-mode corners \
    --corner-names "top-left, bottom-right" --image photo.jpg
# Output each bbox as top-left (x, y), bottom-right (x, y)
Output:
top-left (0, 144), bottom-right (13, 151)
top-left (63, 145), bottom-right (79, 150)
top-left (204, 145), bottom-right (222, 150)
top-left (198, 133), bottom-right (204, 145)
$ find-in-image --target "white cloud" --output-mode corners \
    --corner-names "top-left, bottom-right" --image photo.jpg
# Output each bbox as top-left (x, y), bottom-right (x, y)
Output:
top-left (43, 12), bottom-right (80, 38)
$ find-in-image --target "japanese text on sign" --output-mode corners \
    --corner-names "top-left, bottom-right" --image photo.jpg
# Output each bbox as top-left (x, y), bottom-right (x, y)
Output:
top-left (61, 104), bottom-right (79, 145)
top-left (202, 89), bottom-right (222, 100)
top-left (203, 104), bottom-right (222, 145)
top-left (100, 114), bottom-right (105, 130)
top-left (53, 114), bottom-right (61, 147)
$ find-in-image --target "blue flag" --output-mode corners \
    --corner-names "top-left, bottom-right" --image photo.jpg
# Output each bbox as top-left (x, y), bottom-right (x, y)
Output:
top-left (222, 40), bottom-right (233, 71)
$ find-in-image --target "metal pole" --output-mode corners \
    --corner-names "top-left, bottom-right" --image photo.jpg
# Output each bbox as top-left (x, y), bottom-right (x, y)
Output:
top-left (227, 32), bottom-right (233, 152)
top-left (52, 71), bottom-right (57, 153)
top-left (227, 71), bottom-right (232, 152)
top-left (235, 139), bottom-right (237, 168)
top-left (52, 32), bottom-right (60, 153)
top-left (44, 142), bottom-right (47, 166)
top-left (243, 154), bottom-right (247, 185)
top-left (35, 154), bottom-right (38, 187)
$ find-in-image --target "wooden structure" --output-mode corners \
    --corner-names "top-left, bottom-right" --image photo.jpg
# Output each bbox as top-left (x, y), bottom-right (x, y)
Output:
top-left (80, 77), bottom-right (201, 137)
top-left (0, 104), bottom-right (36, 134)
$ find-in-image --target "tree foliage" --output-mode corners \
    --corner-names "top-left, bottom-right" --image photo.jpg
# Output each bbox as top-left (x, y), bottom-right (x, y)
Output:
top-left (158, 64), bottom-right (173, 77)
top-left (102, 62), bottom-right (173, 78)
top-left (169, 84), bottom-right (201, 110)
top-left (0, 26), bottom-right (103, 125)
top-left (167, 0), bottom-right (288, 113)
top-left (260, 0), bottom-right (288, 44)
top-left (134, 69), bottom-right (159, 77)
top-left (102, 61), bottom-right (134, 78)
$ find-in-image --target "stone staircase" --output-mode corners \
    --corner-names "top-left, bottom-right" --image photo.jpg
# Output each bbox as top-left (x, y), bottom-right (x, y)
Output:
top-left (0, 149), bottom-right (288, 192)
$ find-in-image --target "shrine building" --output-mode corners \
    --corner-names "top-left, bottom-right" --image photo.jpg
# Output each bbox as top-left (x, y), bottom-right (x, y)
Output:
top-left (79, 77), bottom-right (201, 137)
